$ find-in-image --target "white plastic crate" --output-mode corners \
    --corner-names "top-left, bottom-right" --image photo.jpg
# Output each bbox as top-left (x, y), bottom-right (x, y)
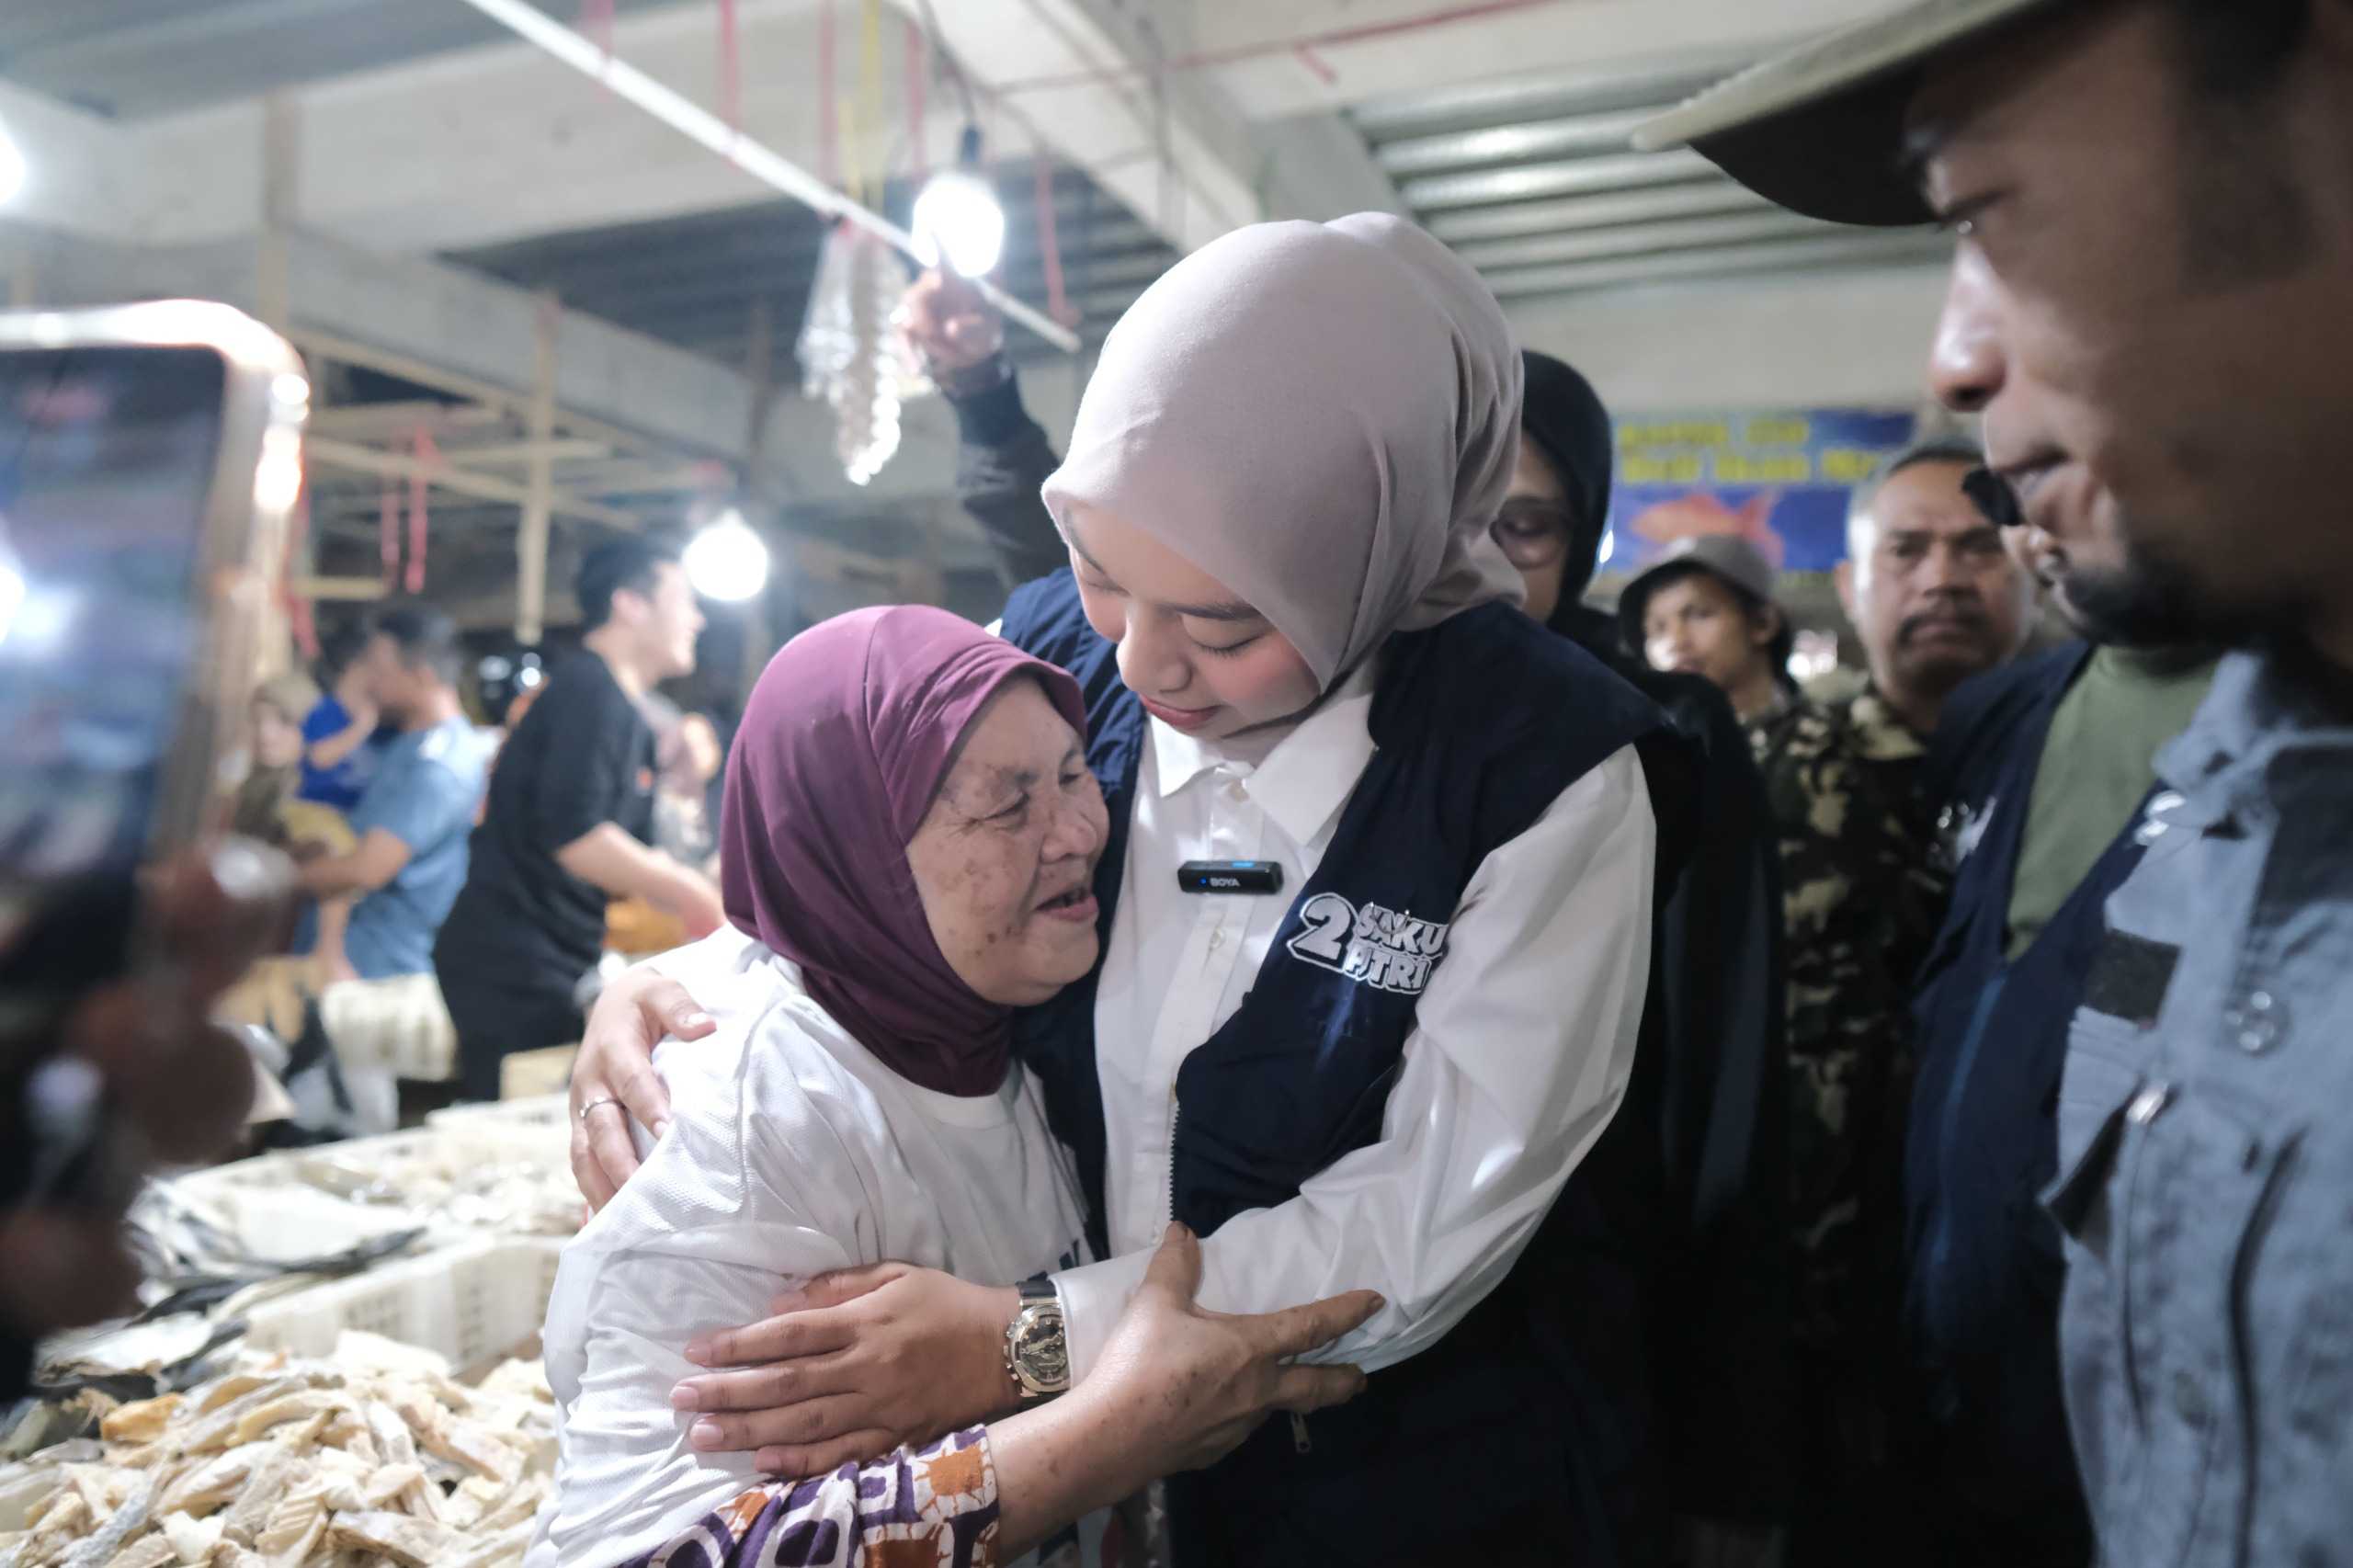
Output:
top-left (425, 1094), bottom-right (572, 1165)
top-left (240, 1235), bottom-right (566, 1370)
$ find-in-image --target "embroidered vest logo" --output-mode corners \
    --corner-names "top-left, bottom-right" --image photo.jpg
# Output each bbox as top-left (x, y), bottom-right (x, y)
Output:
top-left (1284, 892), bottom-right (1452, 995)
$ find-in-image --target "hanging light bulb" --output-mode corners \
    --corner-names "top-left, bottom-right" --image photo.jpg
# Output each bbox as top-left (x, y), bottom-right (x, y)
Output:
top-left (912, 125), bottom-right (1006, 278)
top-left (684, 509), bottom-right (770, 602)
top-left (0, 117), bottom-right (25, 208)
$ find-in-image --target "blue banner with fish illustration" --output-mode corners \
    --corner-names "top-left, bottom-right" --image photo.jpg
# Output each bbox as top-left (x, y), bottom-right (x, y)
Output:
top-left (1603, 410), bottom-right (1919, 574)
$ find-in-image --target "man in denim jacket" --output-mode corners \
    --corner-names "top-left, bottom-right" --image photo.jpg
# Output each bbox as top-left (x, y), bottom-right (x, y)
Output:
top-left (1641, 1), bottom-right (2353, 1562)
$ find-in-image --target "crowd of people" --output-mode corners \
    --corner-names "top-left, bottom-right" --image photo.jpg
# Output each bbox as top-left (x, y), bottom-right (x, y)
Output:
top-left (5, 1), bottom-right (2348, 1565)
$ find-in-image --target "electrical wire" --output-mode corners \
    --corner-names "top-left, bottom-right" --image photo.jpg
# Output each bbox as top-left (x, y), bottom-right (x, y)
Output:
top-left (911, 0), bottom-right (980, 129)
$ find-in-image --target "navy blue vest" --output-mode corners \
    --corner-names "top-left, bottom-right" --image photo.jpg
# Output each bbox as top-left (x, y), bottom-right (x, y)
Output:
top-left (1903, 643), bottom-right (2141, 1557)
top-left (1002, 572), bottom-right (1670, 1566)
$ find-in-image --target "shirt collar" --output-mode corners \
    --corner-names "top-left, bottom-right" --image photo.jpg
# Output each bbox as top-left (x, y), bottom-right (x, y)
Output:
top-left (1850, 681), bottom-right (1928, 763)
top-left (1147, 658), bottom-right (1381, 845)
top-left (2155, 648), bottom-right (2353, 792)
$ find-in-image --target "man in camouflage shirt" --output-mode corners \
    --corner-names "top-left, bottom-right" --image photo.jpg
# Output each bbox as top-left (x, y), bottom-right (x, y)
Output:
top-left (1751, 440), bottom-right (2033, 1562)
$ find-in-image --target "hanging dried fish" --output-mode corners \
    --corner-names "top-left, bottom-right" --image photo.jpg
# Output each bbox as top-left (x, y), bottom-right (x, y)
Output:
top-left (797, 220), bottom-right (928, 485)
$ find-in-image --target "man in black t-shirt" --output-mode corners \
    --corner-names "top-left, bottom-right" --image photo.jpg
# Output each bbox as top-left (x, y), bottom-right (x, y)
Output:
top-left (435, 539), bottom-right (725, 1099)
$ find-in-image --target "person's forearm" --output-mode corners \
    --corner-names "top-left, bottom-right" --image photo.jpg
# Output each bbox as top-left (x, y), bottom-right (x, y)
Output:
top-left (305, 718), bottom-right (373, 769)
top-left (298, 854), bottom-right (376, 899)
top-left (950, 370), bottom-right (1069, 586)
top-left (557, 823), bottom-right (705, 906)
top-left (990, 1384), bottom-right (1158, 1557)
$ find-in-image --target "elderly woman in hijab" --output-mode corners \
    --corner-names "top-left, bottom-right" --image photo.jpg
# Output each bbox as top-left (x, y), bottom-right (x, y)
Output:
top-left (529, 606), bottom-right (1376, 1568)
top-left (570, 216), bottom-right (1674, 1566)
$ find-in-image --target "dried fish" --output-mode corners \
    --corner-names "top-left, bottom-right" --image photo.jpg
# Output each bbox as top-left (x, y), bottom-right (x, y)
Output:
top-left (216, 1451), bottom-right (300, 1548)
top-left (17, 1350), bottom-right (549, 1568)
top-left (323, 1511), bottom-right (455, 1568)
top-left (95, 1537), bottom-right (175, 1568)
top-left (156, 1443), bottom-right (271, 1518)
top-left (157, 1512), bottom-right (221, 1564)
top-left (96, 1402), bottom-right (179, 1449)
top-left (248, 1480), bottom-right (326, 1565)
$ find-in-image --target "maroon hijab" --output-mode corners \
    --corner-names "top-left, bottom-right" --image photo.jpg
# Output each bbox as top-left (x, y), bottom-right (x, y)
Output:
top-left (719, 606), bottom-right (1088, 1096)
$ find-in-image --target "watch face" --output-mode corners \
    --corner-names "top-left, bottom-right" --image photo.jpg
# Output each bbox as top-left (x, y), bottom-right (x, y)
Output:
top-left (1013, 1309), bottom-right (1070, 1392)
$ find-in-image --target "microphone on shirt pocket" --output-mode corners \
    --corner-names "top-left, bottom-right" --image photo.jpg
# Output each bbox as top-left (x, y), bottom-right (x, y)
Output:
top-left (1177, 861), bottom-right (1285, 895)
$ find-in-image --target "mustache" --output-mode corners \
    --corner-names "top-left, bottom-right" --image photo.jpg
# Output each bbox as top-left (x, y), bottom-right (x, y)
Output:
top-left (1897, 599), bottom-right (1991, 643)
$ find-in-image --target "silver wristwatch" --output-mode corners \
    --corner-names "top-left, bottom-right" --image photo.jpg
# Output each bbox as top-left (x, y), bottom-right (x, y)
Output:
top-left (1002, 1276), bottom-right (1071, 1402)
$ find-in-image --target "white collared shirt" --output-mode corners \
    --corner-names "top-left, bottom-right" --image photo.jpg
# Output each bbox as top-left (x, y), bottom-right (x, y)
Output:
top-left (1050, 659), bottom-right (1656, 1382)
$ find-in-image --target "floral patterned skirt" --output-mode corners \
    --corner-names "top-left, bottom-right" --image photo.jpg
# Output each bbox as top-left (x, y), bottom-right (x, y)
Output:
top-left (618, 1428), bottom-right (1002, 1568)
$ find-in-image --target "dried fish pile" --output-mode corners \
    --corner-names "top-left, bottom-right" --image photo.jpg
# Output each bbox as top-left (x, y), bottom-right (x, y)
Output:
top-left (263, 1143), bottom-right (577, 1240)
top-left (0, 1334), bottom-right (554, 1568)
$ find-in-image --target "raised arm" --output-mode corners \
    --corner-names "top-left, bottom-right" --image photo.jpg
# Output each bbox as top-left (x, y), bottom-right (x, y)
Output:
top-left (899, 269), bottom-right (1068, 585)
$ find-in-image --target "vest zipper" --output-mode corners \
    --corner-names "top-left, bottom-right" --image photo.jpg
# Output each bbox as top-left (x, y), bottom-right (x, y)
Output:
top-left (1165, 1095), bottom-right (1180, 1228)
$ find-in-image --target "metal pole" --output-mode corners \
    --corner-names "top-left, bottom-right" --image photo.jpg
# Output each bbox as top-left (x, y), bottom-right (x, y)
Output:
top-left (451, 0), bottom-right (1081, 355)
top-left (518, 292), bottom-right (560, 645)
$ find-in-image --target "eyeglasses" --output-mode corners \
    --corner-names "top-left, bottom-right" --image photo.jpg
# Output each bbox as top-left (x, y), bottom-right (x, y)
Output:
top-left (1490, 501), bottom-right (1576, 569)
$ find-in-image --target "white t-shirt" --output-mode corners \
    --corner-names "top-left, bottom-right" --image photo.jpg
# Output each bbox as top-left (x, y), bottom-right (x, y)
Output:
top-left (529, 926), bottom-right (1092, 1568)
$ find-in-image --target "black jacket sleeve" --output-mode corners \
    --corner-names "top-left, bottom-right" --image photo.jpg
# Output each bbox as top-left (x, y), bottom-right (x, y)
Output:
top-left (950, 369), bottom-right (1071, 587)
top-left (1652, 674), bottom-right (1799, 1529)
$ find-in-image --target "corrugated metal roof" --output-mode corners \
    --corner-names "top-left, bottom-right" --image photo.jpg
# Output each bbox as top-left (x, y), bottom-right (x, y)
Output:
top-left (1351, 49), bottom-right (1952, 300)
top-left (0, 0), bottom-right (691, 119)
top-left (449, 161), bottom-right (1177, 369)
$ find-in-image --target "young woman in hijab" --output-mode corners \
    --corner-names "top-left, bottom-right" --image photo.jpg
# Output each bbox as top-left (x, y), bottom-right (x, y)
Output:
top-left (569, 216), bottom-right (1672, 1566)
top-left (529, 606), bottom-right (1377, 1568)
top-left (909, 275), bottom-right (1795, 1561)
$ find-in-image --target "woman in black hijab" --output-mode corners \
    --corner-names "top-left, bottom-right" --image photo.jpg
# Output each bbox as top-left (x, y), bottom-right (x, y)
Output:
top-left (1507, 349), bottom-right (1798, 1566)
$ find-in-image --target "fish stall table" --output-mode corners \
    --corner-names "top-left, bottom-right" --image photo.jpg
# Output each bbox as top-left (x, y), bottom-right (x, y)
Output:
top-left (0, 1100), bottom-right (585, 1568)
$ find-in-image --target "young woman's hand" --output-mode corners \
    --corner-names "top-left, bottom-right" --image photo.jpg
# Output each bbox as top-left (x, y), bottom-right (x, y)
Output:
top-left (670, 1262), bottom-right (1020, 1478)
top-left (567, 967), bottom-right (715, 1210)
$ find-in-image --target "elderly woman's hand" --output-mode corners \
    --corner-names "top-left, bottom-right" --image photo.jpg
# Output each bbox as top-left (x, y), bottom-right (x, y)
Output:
top-left (568, 966), bottom-right (716, 1210)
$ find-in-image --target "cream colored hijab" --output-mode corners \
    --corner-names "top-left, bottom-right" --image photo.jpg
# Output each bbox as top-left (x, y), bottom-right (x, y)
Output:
top-left (1040, 212), bottom-right (1525, 692)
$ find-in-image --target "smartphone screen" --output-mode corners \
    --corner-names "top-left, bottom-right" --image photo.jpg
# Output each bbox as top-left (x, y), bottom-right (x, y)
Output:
top-left (0, 346), bottom-right (230, 965)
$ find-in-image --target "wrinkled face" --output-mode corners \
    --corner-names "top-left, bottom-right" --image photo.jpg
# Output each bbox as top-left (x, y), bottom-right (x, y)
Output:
top-left (905, 679), bottom-right (1109, 1006)
top-left (1914, 1), bottom-right (2353, 650)
top-left (251, 699), bottom-right (305, 770)
top-left (618, 562), bottom-right (707, 681)
top-left (1641, 570), bottom-right (1775, 696)
top-left (1498, 437), bottom-right (1574, 625)
top-left (1840, 460), bottom-right (2033, 696)
top-left (1064, 507), bottom-right (1321, 742)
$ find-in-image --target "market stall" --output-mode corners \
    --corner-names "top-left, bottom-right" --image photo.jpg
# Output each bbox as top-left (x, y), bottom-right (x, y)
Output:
top-left (0, 1099), bottom-right (580, 1568)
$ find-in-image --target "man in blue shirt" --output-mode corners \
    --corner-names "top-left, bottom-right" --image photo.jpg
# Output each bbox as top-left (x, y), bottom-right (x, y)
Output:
top-left (298, 604), bottom-right (490, 980)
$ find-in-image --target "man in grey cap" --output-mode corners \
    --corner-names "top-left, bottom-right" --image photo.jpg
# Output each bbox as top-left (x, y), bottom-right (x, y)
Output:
top-left (1643, 4), bottom-right (2353, 1564)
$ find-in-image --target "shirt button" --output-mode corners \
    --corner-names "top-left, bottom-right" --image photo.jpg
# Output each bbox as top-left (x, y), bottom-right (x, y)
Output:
top-left (2127, 1084), bottom-right (2173, 1127)
top-left (2223, 990), bottom-right (2289, 1055)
